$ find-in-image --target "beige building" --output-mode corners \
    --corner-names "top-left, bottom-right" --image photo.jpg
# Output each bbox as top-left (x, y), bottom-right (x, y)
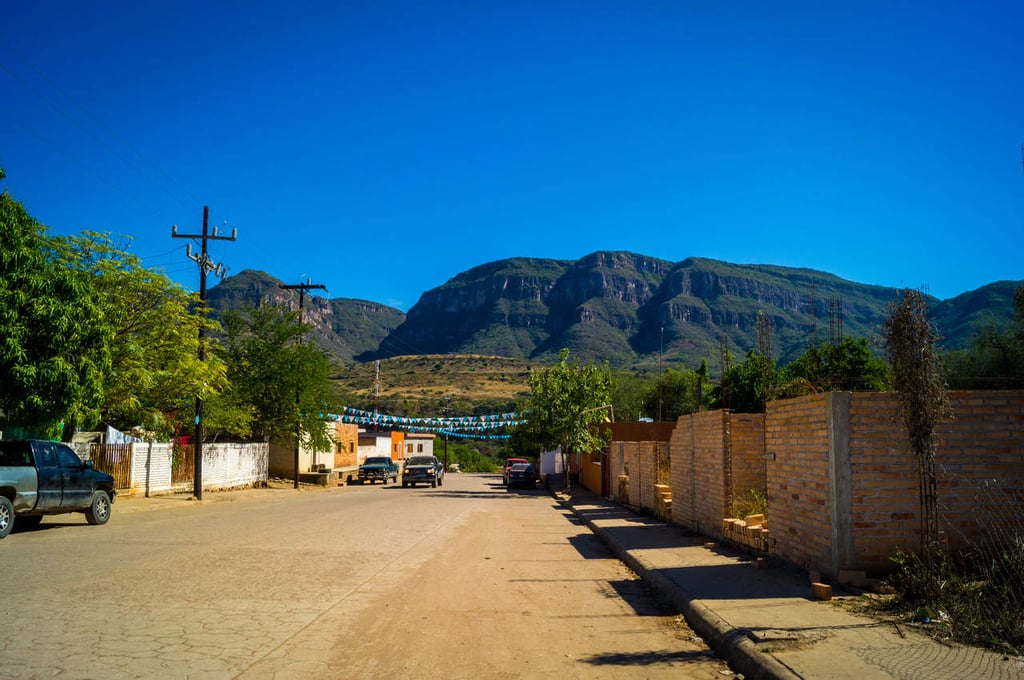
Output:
top-left (403, 433), bottom-right (435, 458)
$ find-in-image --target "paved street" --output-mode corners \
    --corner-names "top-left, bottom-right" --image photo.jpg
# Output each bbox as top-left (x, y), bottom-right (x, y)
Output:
top-left (2, 474), bottom-right (732, 679)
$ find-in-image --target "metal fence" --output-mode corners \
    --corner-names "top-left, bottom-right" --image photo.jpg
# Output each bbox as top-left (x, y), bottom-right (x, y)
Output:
top-left (87, 443), bottom-right (132, 489)
top-left (85, 443), bottom-right (195, 490)
top-left (172, 445), bottom-right (194, 485)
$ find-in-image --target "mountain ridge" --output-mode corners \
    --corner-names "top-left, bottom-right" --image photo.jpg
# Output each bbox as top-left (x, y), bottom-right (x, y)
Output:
top-left (206, 252), bottom-right (1020, 371)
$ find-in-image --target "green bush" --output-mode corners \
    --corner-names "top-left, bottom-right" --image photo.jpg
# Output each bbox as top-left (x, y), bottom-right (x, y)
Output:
top-left (729, 489), bottom-right (768, 519)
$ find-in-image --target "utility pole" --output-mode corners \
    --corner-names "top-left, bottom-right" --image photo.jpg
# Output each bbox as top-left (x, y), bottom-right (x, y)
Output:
top-left (373, 360), bottom-right (381, 431)
top-left (279, 279), bottom-right (327, 489)
top-left (441, 395), bottom-right (452, 473)
top-left (172, 206), bottom-right (236, 501)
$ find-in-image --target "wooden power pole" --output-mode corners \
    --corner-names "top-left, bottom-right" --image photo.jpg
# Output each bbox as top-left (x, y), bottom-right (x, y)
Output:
top-left (171, 206), bottom-right (236, 500)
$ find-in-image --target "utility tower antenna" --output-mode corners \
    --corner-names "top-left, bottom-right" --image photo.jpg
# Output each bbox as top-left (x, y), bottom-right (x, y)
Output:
top-left (829, 295), bottom-right (843, 347)
top-left (171, 206), bottom-right (236, 501)
top-left (829, 295), bottom-right (844, 389)
top-left (756, 311), bottom-right (774, 409)
top-left (807, 282), bottom-right (818, 348)
top-left (278, 278), bottom-right (327, 489)
top-left (719, 335), bottom-right (732, 410)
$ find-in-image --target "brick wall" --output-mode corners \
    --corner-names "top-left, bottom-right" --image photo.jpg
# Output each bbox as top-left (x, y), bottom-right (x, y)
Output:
top-left (636, 442), bottom-right (669, 511)
top-left (846, 392), bottom-right (917, 574)
top-left (765, 393), bottom-right (833, 572)
top-left (730, 413), bottom-right (767, 505)
top-left (937, 391), bottom-right (1024, 551)
top-left (847, 390), bottom-right (1024, 574)
top-left (692, 411), bottom-right (729, 536)
top-left (332, 423), bottom-right (359, 468)
top-left (624, 442), bottom-right (645, 508)
top-left (670, 415), bottom-right (696, 527)
top-left (611, 391), bottom-right (1023, 578)
top-left (670, 411), bottom-right (732, 536)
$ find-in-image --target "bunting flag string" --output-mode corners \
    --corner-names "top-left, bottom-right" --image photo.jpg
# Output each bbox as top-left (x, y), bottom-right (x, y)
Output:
top-left (326, 406), bottom-right (523, 440)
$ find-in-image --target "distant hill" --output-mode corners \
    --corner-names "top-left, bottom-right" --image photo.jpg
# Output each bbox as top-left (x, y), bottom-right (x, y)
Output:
top-left (928, 280), bottom-right (1022, 349)
top-left (206, 255), bottom-right (1021, 372)
top-left (204, 269), bottom-right (405, 363)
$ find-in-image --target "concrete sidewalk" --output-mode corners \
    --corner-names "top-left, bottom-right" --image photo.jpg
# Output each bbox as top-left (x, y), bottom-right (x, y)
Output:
top-left (555, 487), bottom-right (1024, 680)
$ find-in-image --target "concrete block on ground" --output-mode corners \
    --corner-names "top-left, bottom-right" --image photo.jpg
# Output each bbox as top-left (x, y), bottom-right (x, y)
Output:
top-left (811, 582), bottom-right (832, 600)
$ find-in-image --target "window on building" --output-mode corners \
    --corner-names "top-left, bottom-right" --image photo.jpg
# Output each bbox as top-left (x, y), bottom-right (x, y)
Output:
top-left (417, 444), bottom-right (423, 452)
top-left (407, 443), bottom-right (413, 453)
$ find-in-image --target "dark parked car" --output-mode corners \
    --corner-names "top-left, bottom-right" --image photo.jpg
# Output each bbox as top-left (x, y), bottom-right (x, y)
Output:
top-left (0, 439), bottom-right (117, 538)
top-left (402, 455), bottom-right (444, 488)
top-left (502, 457), bottom-right (529, 485)
top-left (506, 462), bottom-right (536, 489)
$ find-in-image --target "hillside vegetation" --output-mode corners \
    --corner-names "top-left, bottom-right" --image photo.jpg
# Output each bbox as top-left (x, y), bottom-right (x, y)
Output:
top-left (333, 354), bottom-right (534, 416)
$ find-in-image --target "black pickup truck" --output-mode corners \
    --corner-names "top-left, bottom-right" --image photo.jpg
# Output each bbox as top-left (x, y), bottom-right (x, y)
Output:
top-left (0, 439), bottom-right (117, 538)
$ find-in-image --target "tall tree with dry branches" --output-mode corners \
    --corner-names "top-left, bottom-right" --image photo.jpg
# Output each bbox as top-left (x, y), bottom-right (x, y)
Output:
top-left (883, 288), bottom-right (950, 563)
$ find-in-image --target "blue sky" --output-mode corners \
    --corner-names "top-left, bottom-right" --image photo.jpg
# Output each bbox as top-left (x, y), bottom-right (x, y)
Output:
top-left (2, 1), bottom-right (1021, 311)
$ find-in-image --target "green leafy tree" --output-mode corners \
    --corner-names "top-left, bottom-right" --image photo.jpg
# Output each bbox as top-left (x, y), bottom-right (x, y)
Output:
top-left (54, 231), bottom-right (229, 437)
top-left (0, 176), bottom-right (111, 438)
top-left (609, 369), bottom-right (648, 423)
top-left (883, 288), bottom-right (949, 564)
top-left (783, 337), bottom-right (890, 392)
top-left (641, 366), bottom-right (705, 421)
top-left (714, 349), bottom-right (776, 413)
top-left (217, 304), bottom-right (338, 452)
top-left (520, 349), bottom-right (613, 489)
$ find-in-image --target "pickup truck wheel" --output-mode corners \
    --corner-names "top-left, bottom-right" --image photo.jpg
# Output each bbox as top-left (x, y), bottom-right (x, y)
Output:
top-left (0, 497), bottom-right (13, 538)
top-left (402, 481), bottom-right (408, 488)
top-left (431, 478), bottom-right (437, 488)
top-left (85, 490), bottom-right (112, 526)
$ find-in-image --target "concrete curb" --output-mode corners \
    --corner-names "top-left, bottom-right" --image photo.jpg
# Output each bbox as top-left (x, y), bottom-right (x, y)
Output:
top-left (556, 493), bottom-right (800, 680)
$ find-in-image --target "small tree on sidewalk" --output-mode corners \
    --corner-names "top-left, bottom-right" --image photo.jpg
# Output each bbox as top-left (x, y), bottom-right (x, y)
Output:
top-left (522, 349), bottom-right (613, 491)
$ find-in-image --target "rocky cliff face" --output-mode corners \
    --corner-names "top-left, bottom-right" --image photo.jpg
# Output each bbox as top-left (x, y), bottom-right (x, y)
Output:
top-left (208, 259), bottom-right (1020, 370)
top-left (378, 252), bottom-right (932, 367)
